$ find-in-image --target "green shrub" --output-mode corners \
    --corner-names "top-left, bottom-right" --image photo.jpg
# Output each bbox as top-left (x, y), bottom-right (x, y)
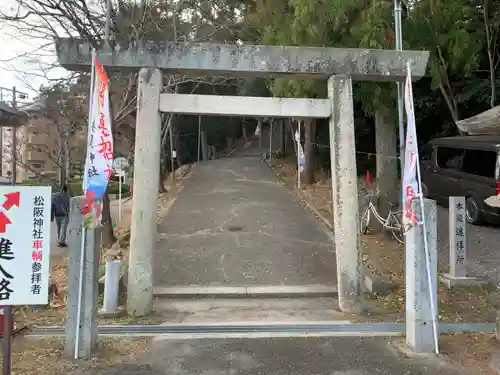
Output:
top-left (22, 176), bottom-right (57, 188)
top-left (107, 181), bottom-right (130, 194)
top-left (68, 181), bottom-right (83, 196)
top-left (65, 180), bottom-right (130, 196)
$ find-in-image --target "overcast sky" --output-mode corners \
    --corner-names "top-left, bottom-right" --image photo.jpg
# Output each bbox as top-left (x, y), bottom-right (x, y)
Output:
top-left (0, 1), bottom-right (67, 104)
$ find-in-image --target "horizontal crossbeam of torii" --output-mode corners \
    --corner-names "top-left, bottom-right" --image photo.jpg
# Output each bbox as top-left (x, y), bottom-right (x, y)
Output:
top-left (55, 39), bottom-right (429, 82)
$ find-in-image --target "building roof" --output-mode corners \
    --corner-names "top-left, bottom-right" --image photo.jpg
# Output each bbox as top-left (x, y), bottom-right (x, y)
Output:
top-left (431, 135), bottom-right (500, 149)
top-left (455, 104), bottom-right (500, 135)
top-left (0, 101), bottom-right (27, 126)
top-left (0, 101), bottom-right (24, 116)
top-left (19, 99), bottom-right (45, 113)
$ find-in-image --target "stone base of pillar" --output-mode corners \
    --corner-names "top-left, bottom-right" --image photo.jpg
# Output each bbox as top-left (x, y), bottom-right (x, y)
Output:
top-left (98, 306), bottom-right (125, 318)
top-left (390, 340), bottom-right (444, 360)
top-left (440, 273), bottom-right (488, 288)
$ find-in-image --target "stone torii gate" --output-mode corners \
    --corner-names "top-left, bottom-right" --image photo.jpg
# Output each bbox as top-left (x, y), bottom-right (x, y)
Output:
top-left (56, 39), bottom-right (429, 316)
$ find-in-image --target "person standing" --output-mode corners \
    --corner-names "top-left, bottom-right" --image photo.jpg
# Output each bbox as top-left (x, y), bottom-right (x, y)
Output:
top-left (51, 185), bottom-right (70, 247)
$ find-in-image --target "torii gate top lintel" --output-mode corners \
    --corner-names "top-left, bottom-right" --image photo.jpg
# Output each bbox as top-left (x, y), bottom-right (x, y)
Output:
top-left (56, 39), bottom-right (429, 82)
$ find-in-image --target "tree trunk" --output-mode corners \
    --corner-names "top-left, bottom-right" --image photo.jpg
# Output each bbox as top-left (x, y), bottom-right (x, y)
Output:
top-left (58, 151), bottom-right (64, 187)
top-left (288, 119), bottom-right (297, 156)
top-left (242, 122), bottom-right (248, 141)
top-left (57, 122), bottom-right (71, 186)
top-left (483, 0), bottom-right (497, 108)
top-left (201, 129), bottom-right (208, 160)
top-left (159, 166), bottom-right (167, 193)
top-left (439, 84), bottom-right (460, 123)
top-left (101, 192), bottom-right (116, 248)
top-left (374, 108), bottom-right (398, 233)
top-left (62, 131), bottom-right (71, 184)
top-left (300, 119), bottom-right (316, 185)
top-left (280, 119), bottom-right (286, 155)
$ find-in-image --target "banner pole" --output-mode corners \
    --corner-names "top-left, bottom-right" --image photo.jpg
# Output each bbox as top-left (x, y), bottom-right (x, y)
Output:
top-left (74, 226), bottom-right (85, 359)
top-left (75, 48), bottom-right (96, 359)
top-left (2, 305), bottom-right (12, 375)
top-left (118, 175), bottom-right (122, 222)
top-left (297, 121), bottom-right (301, 189)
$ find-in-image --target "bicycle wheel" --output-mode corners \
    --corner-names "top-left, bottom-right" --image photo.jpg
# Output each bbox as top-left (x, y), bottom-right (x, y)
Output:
top-left (388, 212), bottom-right (404, 245)
top-left (360, 207), bottom-right (371, 234)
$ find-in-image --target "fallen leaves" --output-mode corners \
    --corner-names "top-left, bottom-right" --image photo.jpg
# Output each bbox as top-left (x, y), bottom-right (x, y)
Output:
top-left (440, 333), bottom-right (500, 375)
top-left (9, 337), bottom-right (149, 375)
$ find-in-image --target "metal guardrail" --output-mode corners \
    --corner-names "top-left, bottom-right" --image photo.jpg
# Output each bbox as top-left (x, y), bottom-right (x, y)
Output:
top-left (27, 322), bottom-right (497, 337)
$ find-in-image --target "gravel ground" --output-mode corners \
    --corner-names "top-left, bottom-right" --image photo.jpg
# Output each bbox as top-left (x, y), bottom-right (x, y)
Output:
top-left (357, 180), bottom-right (500, 286)
top-left (435, 205), bottom-right (500, 286)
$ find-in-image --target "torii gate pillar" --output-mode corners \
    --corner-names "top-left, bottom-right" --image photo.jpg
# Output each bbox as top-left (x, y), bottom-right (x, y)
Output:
top-left (328, 75), bottom-right (362, 312)
top-left (127, 68), bottom-right (162, 316)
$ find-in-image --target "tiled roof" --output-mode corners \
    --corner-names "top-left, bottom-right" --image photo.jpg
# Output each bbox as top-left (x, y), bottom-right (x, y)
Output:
top-left (0, 101), bottom-right (24, 117)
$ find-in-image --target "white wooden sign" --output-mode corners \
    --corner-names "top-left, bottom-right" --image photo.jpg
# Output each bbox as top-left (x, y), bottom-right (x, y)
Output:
top-left (112, 157), bottom-right (129, 172)
top-left (449, 196), bottom-right (466, 277)
top-left (0, 186), bottom-right (52, 305)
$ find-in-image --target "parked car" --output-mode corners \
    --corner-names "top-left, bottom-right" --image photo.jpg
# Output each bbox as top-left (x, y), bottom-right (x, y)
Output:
top-left (420, 135), bottom-right (500, 225)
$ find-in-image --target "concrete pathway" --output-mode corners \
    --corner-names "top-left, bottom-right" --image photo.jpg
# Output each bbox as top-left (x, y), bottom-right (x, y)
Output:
top-left (72, 337), bottom-right (464, 375)
top-left (153, 155), bottom-right (336, 287)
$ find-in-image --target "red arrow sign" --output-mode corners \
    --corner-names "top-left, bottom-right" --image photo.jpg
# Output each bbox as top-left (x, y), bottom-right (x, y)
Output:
top-left (3, 192), bottom-right (20, 211)
top-left (0, 212), bottom-right (11, 233)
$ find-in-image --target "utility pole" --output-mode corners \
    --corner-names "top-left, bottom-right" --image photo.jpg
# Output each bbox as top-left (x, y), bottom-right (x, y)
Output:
top-left (169, 118), bottom-right (175, 191)
top-left (1, 85), bottom-right (26, 375)
top-left (197, 116), bottom-right (201, 162)
top-left (104, 0), bottom-right (111, 41)
top-left (394, 0), bottom-right (405, 175)
top-left (11, 87), bottom-right (17, 184)
top-left (0, 86), bottom-right (28, 184)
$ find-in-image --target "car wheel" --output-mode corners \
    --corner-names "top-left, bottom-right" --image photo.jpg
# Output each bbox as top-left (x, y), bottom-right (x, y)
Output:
top-left (466, 196), bottom-right (483, 225)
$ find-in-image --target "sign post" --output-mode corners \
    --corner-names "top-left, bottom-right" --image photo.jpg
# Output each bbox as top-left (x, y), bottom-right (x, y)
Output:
top-left (0, 305), bottom-right (14, 336)
top-left (269, 120), bottom-right (273, 158)
top-left (118, 173), bottom-right (122, 221)
top-left (112, 157), bottom-right (128, 223)
top-left (440, 196), bottom-right (487, 287)
top-left (0, 186), bottom-right (51, 375)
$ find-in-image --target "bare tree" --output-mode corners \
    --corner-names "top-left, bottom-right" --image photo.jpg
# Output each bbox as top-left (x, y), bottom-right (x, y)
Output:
top-left (1, 0), bottom-right (244, 246)
top-left (480, 0), bottom-right (500, 108)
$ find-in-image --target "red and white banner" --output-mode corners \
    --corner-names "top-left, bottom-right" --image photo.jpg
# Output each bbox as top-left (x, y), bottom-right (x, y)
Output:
top-left (402, 62), bottom-right (420, 226)
top-left (82, 53), bottom-right (114, 228)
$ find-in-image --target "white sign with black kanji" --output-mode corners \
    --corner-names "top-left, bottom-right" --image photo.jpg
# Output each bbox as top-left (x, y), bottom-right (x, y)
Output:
top-left (0, 186), bottom-right (52, 305)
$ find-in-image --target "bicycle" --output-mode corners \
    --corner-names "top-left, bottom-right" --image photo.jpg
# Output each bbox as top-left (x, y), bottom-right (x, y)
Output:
top-left (359, 191), bottom-right (404, 245)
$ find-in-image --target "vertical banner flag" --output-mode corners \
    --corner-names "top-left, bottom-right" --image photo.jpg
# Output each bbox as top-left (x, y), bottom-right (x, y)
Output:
top-left (402, 62), bottom-right (420, 226)
top-left (299, 145), bottom-right (305, 172)
top-left (294, 130), bottom-right (305, 172)
top-left (254, 122), bottom-right (261, 136)
top-left (82, 55), bottom-right (114, 228)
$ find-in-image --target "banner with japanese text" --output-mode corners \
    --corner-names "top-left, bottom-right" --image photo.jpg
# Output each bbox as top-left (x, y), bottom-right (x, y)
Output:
top-left (82, 55), bottom-right (114, 228)
top-left (402, 62), bottom-right (420, 226)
